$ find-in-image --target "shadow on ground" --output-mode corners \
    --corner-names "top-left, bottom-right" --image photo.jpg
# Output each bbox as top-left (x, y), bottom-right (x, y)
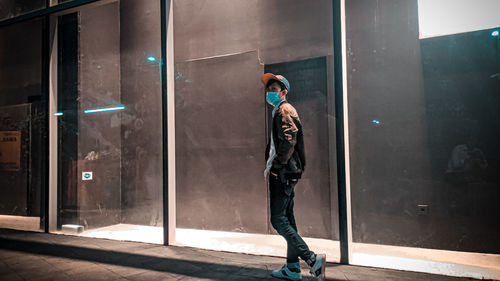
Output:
top-left (0, 236), bottom-right (346, 280)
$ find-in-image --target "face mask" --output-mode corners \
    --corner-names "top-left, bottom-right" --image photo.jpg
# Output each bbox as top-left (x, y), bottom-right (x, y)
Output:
top-left (266, 91), bottom-right (283, 107)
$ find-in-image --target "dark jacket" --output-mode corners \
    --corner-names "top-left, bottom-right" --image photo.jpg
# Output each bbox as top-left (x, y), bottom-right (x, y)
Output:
top-left (265, 102), bottom-right (306, 175)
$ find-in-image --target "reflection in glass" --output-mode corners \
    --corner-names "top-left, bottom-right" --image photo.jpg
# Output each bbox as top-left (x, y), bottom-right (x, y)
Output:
top-left (173, 0), bottom-right (339, 262)
top-left (346, 0), bottom-right (500, 277)
top-left (54, 0), bottom-right (163, 244)
top-left (0, 19), bottom-right (45, 232)
top-left (0, 0), bottom-right (45, 21)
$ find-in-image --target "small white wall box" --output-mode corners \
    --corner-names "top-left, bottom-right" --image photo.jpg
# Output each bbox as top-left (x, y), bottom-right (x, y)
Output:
top-left (82, 171), bottom-right (93, 180)
top-left (61, 224), bottom-right (84, 234)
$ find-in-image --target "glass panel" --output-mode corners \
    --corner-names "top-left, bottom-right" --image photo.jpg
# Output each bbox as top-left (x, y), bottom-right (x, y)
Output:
top-left (0, 18), bottom-right (46, 232)
top-left (0, 0), bottom-right (46, 21)
top-left (54, 0), bottom-right (163, 243)
top-left (346, 0), bottom-right (500, 255)
top-left (174, 0), bottom-right (339, 262)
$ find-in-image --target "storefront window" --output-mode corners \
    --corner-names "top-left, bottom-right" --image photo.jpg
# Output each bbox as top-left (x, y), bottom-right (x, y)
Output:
top-left (346, 0), bottom-right (500, 262)
top-left (53, 0), bottom-right (163, 243)
top-left (0, 0), bottom-right (498, 278)
top-left (173, 0), bottom-right (340, 262)
top-left (0, 18), bottom-right (46, 232)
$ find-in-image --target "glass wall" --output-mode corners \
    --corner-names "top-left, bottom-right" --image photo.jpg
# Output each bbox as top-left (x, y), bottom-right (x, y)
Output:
top-left (173, 0), bottom-right (339, 261)
top-left (0, 0), bottom-right (45, 21)
top-left (53, 0), bottom-right (163, 243)
top-left (0, 18), bottom-right (46, 232)
top-left (0, 1), bottom-right (498, 277)
top-left (346, 0), bottom-right (500, 254)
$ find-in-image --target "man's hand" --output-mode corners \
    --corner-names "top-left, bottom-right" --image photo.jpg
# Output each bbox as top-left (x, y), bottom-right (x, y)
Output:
top-left (270, 167), bottom-right (280, 177)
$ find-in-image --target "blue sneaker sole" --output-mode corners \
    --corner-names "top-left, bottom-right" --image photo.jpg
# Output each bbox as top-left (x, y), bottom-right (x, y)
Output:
top-left (271, 267), bottom-right (302, 281)
top-left (310, 254), bottom-right (326, 281)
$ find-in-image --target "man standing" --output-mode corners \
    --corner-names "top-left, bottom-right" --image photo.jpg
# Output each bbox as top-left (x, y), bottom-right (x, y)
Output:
top-left (262, 73), bottom-right (326, 281)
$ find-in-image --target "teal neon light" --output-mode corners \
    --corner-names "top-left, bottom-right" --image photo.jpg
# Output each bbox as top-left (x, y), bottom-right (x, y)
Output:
top-left (84, 106), bottom-right (125, 114)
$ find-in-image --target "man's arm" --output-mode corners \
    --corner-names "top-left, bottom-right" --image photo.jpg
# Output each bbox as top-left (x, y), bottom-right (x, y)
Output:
top-left (273, 103), bottom-right (299, 169)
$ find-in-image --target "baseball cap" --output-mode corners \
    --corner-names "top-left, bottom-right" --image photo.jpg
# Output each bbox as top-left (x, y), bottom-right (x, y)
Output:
top-left (261, 73), bottom-right (290, 92)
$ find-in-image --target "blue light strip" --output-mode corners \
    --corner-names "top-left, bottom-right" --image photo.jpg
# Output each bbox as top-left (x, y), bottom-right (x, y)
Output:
top-left (84, 106), bottom-right (125, 114)
top-left (54, 112), bottom-right (63, 116)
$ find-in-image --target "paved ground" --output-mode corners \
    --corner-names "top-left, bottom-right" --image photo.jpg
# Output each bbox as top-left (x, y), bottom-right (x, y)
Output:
top-left (0, 229), bottom-right (480, 281)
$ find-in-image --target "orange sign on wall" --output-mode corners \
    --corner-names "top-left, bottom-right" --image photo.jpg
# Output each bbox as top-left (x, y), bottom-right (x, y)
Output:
top-left (0, 131), bottom-right (21, 171)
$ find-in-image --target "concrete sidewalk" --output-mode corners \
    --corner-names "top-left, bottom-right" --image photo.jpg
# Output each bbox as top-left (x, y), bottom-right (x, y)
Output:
top-left (0, 229), bottom-right (479, 281)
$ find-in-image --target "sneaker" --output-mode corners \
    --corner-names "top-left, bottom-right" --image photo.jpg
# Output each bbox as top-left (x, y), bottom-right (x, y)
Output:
top-left (271, 265), bottom-right (302, 280)
top-left (309, 253), bottom-right (326, 280)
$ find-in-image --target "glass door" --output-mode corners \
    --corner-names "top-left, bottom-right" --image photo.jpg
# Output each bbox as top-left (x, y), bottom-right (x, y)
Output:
top-left (50, 0), bottom-right (164, 243)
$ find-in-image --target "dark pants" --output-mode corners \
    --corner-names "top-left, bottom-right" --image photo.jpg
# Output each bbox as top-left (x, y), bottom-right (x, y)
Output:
top-left (269, 174), bottom-right (314, 263)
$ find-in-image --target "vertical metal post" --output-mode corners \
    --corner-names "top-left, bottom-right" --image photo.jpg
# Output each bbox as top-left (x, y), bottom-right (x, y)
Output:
top-left (47, 15), bottom-right (59, 233)
top-left (160, 0), bottom-right (170, 245)
top-left (333, 0), bottom-right (349, 264)
top-left (42, 3), bottom-right (51, 232)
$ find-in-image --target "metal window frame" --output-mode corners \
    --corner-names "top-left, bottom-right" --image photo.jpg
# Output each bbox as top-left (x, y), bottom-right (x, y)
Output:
top-left (42, 0), bottom-right (51, 233)
top-left (332, 0), bottom-right (351, 264)
top-left (332, 0), bottom-right (346, 264)
top-left (160, 0), bottom-right (175, 246)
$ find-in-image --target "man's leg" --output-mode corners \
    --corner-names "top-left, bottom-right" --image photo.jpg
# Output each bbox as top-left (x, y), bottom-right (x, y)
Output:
top-left (269, 175), bottom-right (326, 280)
top-left (285, 187), bottom-right (300, 264)
top-left (269, 175), bottom-right (313, 262)
top-left (270, 175), bottom-right (303, 280)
